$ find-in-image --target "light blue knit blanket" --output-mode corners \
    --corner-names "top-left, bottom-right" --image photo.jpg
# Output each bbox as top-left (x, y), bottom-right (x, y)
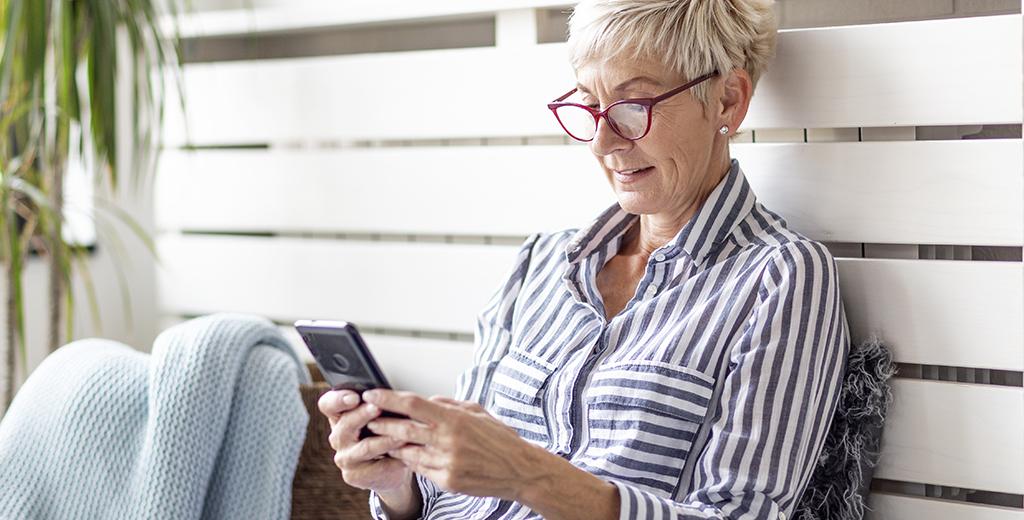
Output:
top-left (0, 313), bottom-right (312, 519)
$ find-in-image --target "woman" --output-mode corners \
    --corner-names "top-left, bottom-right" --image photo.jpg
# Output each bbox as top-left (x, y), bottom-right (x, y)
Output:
top-left (318, 1), bottom-right (850, 518)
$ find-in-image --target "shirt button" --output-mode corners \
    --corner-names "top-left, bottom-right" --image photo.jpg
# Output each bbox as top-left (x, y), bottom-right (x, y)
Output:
top-left (654, 253), bottom-right (666, 262)
top-left (645, 285), bottom-right (658, 297)
top-left (779, 512), bottom-right (786, 520)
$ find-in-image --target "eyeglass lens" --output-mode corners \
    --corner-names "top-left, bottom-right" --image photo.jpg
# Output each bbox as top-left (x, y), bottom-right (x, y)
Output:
top-left (554, 102), bottom-right (649, 141)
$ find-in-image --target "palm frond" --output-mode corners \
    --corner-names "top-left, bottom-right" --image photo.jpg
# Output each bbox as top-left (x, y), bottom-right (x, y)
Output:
top-left (0, 0), bottom-right (182, 390)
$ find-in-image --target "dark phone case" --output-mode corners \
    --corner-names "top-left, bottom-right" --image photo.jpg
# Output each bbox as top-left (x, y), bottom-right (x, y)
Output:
top-left (296, 321), bottom-right (410, 439)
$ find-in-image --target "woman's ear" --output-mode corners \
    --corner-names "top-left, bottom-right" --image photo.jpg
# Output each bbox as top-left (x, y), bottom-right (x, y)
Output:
top-left (718, 67), bottom-right (753, 132)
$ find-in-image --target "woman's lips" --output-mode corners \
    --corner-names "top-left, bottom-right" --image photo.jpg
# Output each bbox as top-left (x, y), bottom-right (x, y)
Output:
top-left (613, 166), bottom-right (654, 184)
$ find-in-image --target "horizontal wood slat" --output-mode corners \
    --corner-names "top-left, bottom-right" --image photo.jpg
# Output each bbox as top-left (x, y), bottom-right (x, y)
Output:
top-left (839, 258), bottom-right (1023, 371)
top-left (867, 492), bottom-right (1024, 520)
top-left (155, 145), bottom-right (611, 236)
top-left (876, 379), bottom-right (1024, 494)
top-left (754, 14), bottom-right (1021, 129)
top-left (737, 140), bottom-right (1023, 247)
top-left (156, 235), bottom-right (518, 334)
top-left (156, 139), bottom-right (1023, 245)
top-left (162, 15), bottom-right (1022, 145)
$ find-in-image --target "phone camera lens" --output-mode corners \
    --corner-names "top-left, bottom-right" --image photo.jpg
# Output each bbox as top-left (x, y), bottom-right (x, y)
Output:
top-left (330, 353), bottom-right (352, 373)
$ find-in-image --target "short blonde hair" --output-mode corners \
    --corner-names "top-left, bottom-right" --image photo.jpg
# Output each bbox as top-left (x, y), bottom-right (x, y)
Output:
top-left (567, 0), bottom-right (778, 117)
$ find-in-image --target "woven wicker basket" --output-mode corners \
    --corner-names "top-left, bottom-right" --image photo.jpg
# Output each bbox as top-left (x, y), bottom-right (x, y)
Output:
top-left (292, 364), bottom-right (372, 519)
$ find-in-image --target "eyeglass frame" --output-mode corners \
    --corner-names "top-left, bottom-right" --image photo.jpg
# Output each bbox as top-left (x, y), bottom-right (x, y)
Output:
top-left (546, 70), bottom-right (720, 142)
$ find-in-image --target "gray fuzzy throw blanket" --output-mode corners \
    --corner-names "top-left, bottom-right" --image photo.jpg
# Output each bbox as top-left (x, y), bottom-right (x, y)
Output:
top-left (0, 313), bottom-right (311, 519)
top-left (794, 337), bottom-right (897, 520)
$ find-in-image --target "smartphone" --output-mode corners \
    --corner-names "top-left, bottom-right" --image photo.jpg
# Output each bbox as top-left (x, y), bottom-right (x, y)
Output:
top-left (294, 319), bottom-right (409, 439)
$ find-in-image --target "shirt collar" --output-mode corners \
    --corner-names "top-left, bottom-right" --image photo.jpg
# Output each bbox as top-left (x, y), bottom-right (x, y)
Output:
top-left (564, 158), bottom-right (756, 269)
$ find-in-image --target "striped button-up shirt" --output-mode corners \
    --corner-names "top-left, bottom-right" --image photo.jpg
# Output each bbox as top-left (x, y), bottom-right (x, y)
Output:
top-left (370, 158), bottom-right (851, 519)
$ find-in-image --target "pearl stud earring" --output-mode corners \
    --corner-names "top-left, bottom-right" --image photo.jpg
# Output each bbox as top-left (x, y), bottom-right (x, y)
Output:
top-left (719, 125), bottom-right (730, 135)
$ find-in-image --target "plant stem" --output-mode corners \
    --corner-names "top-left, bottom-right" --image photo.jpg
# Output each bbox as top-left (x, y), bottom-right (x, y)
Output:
top-left (3, 260), bottom-right (15, 415)
top-left (47, 157), bottom-right (63, 353)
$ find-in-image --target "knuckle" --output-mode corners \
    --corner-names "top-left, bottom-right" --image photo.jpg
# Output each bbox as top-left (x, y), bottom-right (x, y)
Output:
top-left (333, 450), bottom-right (348, 469)
top-left (362, 403), bottom-right (380, 418)
top-left (397, 422), bottom-right (413, 438)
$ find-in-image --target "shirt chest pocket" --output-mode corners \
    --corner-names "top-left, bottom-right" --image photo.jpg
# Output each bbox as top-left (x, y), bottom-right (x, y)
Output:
top-left (579, 361), bottom-right (716, 497)
top-left (487, 350), bottom-right (557, 446)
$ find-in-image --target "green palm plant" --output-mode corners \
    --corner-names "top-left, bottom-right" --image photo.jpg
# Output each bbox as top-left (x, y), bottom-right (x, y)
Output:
top-left (0, 0), bottom-right (182, 412)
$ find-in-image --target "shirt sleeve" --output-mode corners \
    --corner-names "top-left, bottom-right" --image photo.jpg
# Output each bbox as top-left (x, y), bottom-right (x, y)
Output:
top-left (611, 240), bottom-right (851, 520)
top-left (368, 232), bottom-right (542, 520)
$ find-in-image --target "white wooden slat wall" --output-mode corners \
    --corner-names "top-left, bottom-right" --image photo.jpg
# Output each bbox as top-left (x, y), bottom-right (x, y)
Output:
top-left (156, 4), bottom-right (1024, 517)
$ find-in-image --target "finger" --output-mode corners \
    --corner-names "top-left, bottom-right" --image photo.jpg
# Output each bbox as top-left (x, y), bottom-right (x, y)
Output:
top-left (329, 403), bottom-right (382, 449)
top-left (388, 444), bottom-right (448, 471)
top-left (366, 417), bottom-right (436, 446)
top-left (350, 435), bottom-right (409, 465)
top-left (363, 389), bottom-right (447, 424)
top-left (318, 389), bottom-right (362, 420)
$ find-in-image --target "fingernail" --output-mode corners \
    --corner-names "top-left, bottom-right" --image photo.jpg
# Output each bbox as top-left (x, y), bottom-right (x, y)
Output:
top-left (342, 393), bottom-right (359, 405)
top-left (366, 404), bottom-right (379, 414)
top-left (367, 421), bottom-right (379, 431)
top-left (363, 390), bottom-right (380, 403)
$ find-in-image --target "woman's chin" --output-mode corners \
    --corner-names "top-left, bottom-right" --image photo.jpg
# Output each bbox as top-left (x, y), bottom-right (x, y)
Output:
top-left (614, 193), bottom-right (659, 215)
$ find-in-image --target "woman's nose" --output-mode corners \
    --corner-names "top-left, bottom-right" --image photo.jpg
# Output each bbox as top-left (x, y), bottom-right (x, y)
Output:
top-left (589, 115), bottom-right (631, 157)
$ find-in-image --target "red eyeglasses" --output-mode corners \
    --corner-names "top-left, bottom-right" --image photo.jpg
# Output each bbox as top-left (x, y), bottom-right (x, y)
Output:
top-left (547, 70), bottom-right (719, 142)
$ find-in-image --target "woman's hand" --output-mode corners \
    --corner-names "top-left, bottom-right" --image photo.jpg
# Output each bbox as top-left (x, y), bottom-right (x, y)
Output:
top-left (360, 389), bottom-right (551, 502)
top-left (317, 389), bottom-right (412, 493)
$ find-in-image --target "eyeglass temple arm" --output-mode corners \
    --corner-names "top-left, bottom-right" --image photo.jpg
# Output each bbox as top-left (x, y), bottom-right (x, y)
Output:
top-left (651, 70), bottom-right (720, 103)
top-left (551, 70), bottom-right (717, 104)
top-left (553, 87), bottom-right (577, 103)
